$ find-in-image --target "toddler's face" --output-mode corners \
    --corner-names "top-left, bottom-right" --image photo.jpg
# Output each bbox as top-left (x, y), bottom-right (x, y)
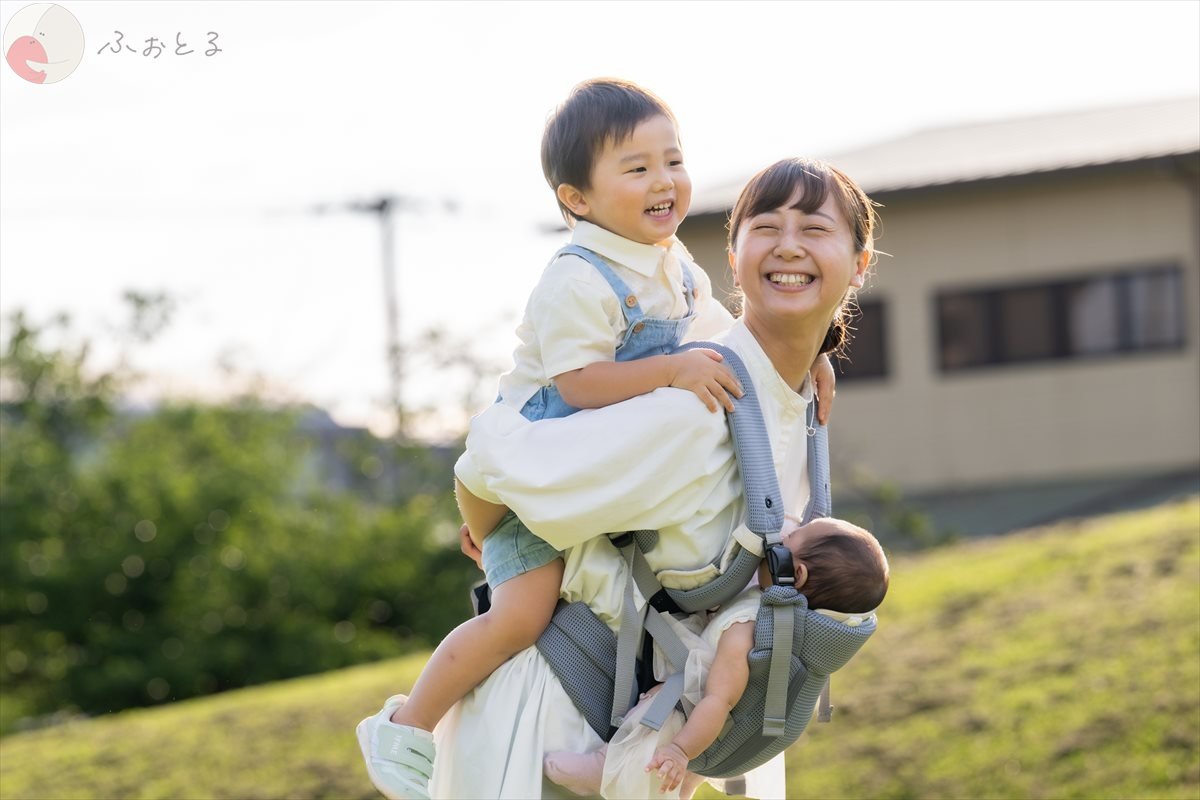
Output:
top-left (576, 114), bottom-right (691, 246)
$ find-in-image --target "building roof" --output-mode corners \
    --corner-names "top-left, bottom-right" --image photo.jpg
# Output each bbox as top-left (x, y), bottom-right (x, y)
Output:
top-left (691, 96), bottom-right (1200, 215)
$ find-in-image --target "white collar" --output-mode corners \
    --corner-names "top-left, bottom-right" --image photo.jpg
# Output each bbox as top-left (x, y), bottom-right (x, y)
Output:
top-left (570, 220), bottom-right (675, 278)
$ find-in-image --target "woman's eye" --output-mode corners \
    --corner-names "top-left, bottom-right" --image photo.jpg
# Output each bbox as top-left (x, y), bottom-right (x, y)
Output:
top-left (753, 224), bottom-right (777, 231)
top-left (805, 226), bottom-right (830, 233)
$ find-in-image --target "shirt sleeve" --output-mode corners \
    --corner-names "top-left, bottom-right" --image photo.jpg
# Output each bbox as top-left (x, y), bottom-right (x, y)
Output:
top-left (527, 258), bottom-right (620, 379)
top-left (454, 389), bottom-right (734, 551)
top-left (683, 260), bottom-right (736, 342)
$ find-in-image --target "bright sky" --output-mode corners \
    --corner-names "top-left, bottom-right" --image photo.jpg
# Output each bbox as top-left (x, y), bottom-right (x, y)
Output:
top-left (2, 0), bottom-right (1198, 439)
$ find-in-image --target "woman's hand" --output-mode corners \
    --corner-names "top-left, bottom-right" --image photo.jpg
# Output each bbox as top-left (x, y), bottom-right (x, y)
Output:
top-left (459, 524), bottom-right (484, 570)
top-left (646, 742), bottom-right (691, 793)
top-left (810, 353), bottom-right (836, 425)
top-left (666, 349), bottom-right (744, 413)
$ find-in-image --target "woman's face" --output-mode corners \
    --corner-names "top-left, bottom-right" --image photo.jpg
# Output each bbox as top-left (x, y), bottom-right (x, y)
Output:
top-left (730, 189), bottom-right (869, 330)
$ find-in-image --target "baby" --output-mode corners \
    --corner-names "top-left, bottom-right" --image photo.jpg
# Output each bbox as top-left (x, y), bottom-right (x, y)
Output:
top-left (543, 517), bottom-right (889, 799)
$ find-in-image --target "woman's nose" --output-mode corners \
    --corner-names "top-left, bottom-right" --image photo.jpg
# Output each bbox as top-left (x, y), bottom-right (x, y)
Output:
top-left (774, 233), bottom-right (806, 259)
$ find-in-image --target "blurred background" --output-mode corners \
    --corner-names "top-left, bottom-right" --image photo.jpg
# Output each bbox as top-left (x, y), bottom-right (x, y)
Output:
top-left (1, 1), bottom-right (1197, 798)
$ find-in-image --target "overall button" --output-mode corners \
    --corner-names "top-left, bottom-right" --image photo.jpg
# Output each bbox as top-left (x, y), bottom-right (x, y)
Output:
top-left (625, 295), bottom-right (637, 308)
top-left (632, 322), bottom-right (646, 334)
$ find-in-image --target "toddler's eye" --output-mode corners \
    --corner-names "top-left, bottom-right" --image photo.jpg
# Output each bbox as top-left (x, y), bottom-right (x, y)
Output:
top-left (669, 160), bottom-right (684, 167)
top-left (627, 167), bottom-right (647, 173)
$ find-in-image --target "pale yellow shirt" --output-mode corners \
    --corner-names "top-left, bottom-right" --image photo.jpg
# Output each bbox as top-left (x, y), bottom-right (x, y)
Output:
top-left (496, 219), bottom-right (734, 411)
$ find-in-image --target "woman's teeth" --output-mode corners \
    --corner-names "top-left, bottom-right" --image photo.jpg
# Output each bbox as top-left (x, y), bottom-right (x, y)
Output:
top-left (646, 203), bottom-right (672, 217)
top-left (767, 273), bottom-right (814, 285)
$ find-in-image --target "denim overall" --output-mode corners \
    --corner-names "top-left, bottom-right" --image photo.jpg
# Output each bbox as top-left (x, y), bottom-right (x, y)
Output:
top-left (519, 244), bottom-right (698, 421)
top-left (481, 243), bottom-right (700, 588)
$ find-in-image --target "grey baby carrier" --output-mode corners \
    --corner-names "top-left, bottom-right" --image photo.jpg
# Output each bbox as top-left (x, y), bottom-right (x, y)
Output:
top-left (475, 342), bottom-right (877, 778)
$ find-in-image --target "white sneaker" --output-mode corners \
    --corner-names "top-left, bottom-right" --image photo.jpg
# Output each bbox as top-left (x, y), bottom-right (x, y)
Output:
top-left (356, 695), bottom-right (436, 800)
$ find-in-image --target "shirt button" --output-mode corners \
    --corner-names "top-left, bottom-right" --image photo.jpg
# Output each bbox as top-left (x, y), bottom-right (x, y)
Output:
top-left (632, 322), bottom-right (646, 334)
top-left (625, 295), bottom-right (637, 308)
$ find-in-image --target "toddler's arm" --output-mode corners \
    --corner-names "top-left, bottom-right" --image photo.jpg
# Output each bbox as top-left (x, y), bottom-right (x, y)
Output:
top-left (647, 621), bottom-right (754, 793)
top-left (554, 350), bottom-right (743, 413)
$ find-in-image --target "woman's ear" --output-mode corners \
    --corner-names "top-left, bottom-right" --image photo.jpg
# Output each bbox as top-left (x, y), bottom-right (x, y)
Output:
top-left (793, 561), bottom-right (809, 590)
top-left (728, 248), bottom-right (740, 288)
top-left (850, 250), bottom-right (870, 289)
top-left (556, 184), bottom-right (590, 219)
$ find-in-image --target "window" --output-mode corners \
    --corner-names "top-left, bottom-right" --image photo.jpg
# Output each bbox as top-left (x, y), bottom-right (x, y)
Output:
top-left (835, 299), bottom-right (888, 380)
top-left (936, 265), bottom-right (1186, 372)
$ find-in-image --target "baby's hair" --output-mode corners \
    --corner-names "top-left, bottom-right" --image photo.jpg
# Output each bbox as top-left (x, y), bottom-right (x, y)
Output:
top-left (541, 78), bottom-right (678, 224)
top-left (726, 158), bottom-right (880, 359)
top-left (791, 520), bottom-right (889, 613)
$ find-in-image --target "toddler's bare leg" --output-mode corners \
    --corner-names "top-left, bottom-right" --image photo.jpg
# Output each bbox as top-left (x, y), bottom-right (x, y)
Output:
top-left (544, 745), bottom-right (607, 797)
top-left (391, 557), bottom-right (565, 731)
top-left (454, 477), bottom-right (510, 547)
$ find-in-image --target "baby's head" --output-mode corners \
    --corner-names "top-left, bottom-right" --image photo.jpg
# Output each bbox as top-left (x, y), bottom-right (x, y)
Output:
top-left (541, 78), bottom-right (691, 245)
top-left (774, 517), bottom-right (889, 613)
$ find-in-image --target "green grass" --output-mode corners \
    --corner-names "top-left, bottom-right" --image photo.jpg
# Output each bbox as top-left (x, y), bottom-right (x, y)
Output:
top-left (2, 498), bottom-right (1198, 800)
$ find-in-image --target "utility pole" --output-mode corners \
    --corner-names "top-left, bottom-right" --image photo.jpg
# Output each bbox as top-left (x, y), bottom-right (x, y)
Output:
top-left (312, 194), bottom-right (459, 441)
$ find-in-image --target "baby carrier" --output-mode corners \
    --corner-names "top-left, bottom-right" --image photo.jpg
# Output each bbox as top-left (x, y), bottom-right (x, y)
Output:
top-left (529, 341), bottom-right (878, 778)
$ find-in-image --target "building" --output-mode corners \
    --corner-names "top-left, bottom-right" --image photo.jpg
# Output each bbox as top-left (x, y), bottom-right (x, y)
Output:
top-left (678, 97), bottom-right (1200, 536)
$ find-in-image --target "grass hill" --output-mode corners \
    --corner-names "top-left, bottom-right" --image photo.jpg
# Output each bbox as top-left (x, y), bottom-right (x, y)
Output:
top-left (2, 498), bottom-right (1197, 800)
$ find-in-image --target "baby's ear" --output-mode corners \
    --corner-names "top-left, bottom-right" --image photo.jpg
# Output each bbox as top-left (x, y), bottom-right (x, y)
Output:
top-left (793, 561), bottom-right (809, 590)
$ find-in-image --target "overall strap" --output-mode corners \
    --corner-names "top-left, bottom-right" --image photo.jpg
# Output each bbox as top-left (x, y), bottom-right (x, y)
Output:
top-left (556, 244), bottom-right (644, 325)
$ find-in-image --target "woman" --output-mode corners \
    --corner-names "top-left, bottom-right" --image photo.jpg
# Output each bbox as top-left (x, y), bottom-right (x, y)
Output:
top-left (435, 157), bottom-right (877, 799)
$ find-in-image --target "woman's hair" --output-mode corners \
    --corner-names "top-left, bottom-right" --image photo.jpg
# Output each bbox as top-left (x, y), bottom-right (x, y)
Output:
top-left (541, 78), bottom-right (677, 224)
top-left (790, 520), bottom-right (889, 613)
top-left (726, 158), bottom-right (879, 357)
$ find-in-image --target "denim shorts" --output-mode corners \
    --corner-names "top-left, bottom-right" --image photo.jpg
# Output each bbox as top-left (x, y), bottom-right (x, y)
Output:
top-left (481, 511), bottom-right (562, 588)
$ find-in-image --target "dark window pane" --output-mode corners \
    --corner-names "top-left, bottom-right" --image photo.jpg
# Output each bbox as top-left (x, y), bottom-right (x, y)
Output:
top-left (938, 293), bottom-right (991, 369)
top-left (1068, 278), bottom-right (1119, 355)
top-left (999, 287), bottom-right (1056, 361)
top-left (837, 301), bottom-right (887, 380)
top-left (1129, 270), bottom-right (1183, 348)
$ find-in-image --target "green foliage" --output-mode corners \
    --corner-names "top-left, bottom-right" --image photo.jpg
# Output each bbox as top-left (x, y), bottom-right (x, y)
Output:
top-left (1, 499), bottom-right (1195, 800)
top-left (0, 309), bottom-right (476, 734)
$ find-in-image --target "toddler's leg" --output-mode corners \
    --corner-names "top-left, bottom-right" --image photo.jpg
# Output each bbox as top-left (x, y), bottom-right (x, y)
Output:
top-left (679, 771), bottom-right (706, 799)
top-left (454, 477), bottom-right (510, 547)
top-left (544, 746), bottom-right (607, 797)
top-left (390, 557), bottom-right (565, 732)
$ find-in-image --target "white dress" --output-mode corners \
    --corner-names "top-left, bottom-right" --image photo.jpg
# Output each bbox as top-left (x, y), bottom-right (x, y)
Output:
top-left (435, 319), bottom-right (813, 800)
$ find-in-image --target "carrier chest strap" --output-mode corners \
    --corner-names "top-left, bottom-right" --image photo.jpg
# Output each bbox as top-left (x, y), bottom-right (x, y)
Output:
top-left (762, 603), bottom-right (796, 737)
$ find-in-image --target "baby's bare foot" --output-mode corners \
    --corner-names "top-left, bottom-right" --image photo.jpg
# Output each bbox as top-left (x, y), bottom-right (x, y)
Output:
top-left (544, 748), bottom-right (606, 796)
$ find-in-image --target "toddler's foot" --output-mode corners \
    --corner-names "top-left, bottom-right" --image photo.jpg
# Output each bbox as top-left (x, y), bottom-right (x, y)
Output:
top-left (544, 748), bottom-right (606, 796)
top-left (356, 694), bottom-right (436, 800)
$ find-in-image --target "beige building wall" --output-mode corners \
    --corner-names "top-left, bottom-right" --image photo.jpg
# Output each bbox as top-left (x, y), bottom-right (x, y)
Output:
top-left (681, 165), bottom-right (1200, 492)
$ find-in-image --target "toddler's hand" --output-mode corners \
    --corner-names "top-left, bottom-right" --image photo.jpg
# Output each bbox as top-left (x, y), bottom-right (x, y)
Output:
top-left (810, 352), bottom-right (836, 426)
top-left (459, 524), bottom-right (484, 570)
top-left (646, 742), bottom-right (690, 793)
top-left (667, 350), bottom-right (743, 413)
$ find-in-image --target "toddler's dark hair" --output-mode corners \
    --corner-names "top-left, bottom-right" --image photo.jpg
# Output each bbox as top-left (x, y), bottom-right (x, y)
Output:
top-left (541, 78), bottom-right (677, 224)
